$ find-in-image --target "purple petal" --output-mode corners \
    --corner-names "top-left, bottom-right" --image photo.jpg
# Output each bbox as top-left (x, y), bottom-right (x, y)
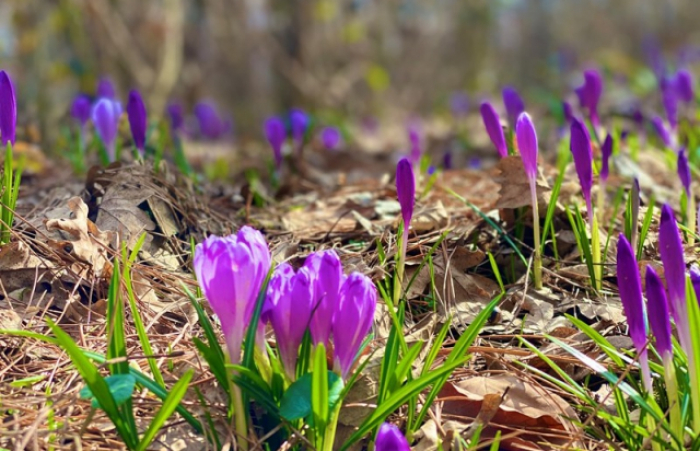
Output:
top-left (166, 103), bottom-right (184, 133)
top-left (449, 91), bottom-right (469, 117)
top-left (375, 423), bottom-right (410, 451)
top-left (515, 112), bottom-right (538, 180)
top-left (126, 90), bottom-right (147, 154)
top-left (646, 265), bottom-right (672, 358)
top-left (601, 134), bottom-right (613, 182)
top-left (562, 101), bottom-right (573, 125)
top-left (71, 94), bottom-right (92, 127)
top-left (570, 118), bottom-right (593, 210)
top-left (659, 204), bottom-right (686, 322)
top-left (96, 77), bottom-right (117, 99)
top-left (662, 83), bottom-right (679, 129)
top-left (396, 158), bottom-right (415, 227)
top-left (306, 250), bottom-right (343, 348)
top-left (616, 234), bottom-right (646, 352)
top-left (321, 126), bottom-right (341, 151)
top-left (442, 150), bottom-right (453, 170)
top-left (91, 98), bottom-right (122, 161)
top-left (194, 102), bottom-right (225, 140)
top-left (290, 108), bottom-right (309, 147)
top-left (264, 116), bottom-right (286, 169)
top-left (651, 116), bottom-right (671, 148)
top-left (675, 70), bottom-right (694, 103)
top-left (0, 71), bottom-right (16, 146)
top-left (678, 148), bottom-right (691, 194)
top-left (502, 86), bottom-right (525, 126)
top-left (480, 102), bottom-right (507, 158)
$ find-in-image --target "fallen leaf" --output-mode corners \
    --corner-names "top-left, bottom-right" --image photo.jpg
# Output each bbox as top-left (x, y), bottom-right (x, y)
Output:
top-left (493, 156), bottom-right (550, 210)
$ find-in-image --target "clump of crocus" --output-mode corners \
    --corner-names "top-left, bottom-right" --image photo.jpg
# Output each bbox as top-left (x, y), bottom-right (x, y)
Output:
top-left (375, 422), bottom-right (410, 451)
top-left (332, 272), bottom-right (377, 379)
top-left (678, 148), bottom-right (695, 244)
top-left (616, 234), bottom-right (651, 392)
top-left (264, 116), bottom-right (286, 171)
top-left (290, 108), bottom-right (309, 154)
top-left (658, 203), bottom-right (700, 430)
top-left (395, 157), bottom-right (415, 302)
top-left (194, 227), bottom-right (271, 444)
top-left (570, 117), bottom-right (601, 289)
top-left (321, 126), bottom-right (341, 151)
top-left (516, 112), bottom-right (542, 290)
top-left (479, 102), bottom-right (507, 158)
top-left (575, 69), bottom-right (603, 128)
top-left (646, 265), bottom-right (681, 438)
top-left (126, 90), bottom-right (147, 158)
top-left (502, 86), bottom-right (525, 126)
top-left (92, 98), bottom-right (122, 162)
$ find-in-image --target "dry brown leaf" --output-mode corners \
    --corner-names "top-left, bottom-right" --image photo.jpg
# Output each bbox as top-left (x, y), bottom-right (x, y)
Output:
top-left (493, 156), bottom-right (550, 210)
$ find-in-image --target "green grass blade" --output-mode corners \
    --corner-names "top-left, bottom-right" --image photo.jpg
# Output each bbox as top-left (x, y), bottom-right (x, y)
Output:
top-left (312, 343), bottom-right (330, 435)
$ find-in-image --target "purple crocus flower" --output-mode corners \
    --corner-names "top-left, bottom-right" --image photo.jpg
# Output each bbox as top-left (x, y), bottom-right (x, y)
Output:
top-left (92, 98), bottom-right (122, 161)
top-left (570, 118), bottom-right (594, 216)
top-left (270, 266), bottom-right (315, 378)
top-left (575, 69), bottom-right (603, 126)
top-left (659, 204), bottom-right (686, 322)
top-left (616, 234), bottom-right (651, 391)
top-left (661, 82), bottom-right (679, 129)
top-left (450, 91), bottom-right (470, 118)
top-left (375, 423), bottom-right (410, 451)
top-left (600, 134), bottom-right (613, 183)
top-left (194, 227), bottom-right (272, 365)
top-left (194, 102), bottom-right (225, 140)
top-left (166, 103), bottom-right (184, 134)
top-left (678, 148), bottom-right (691, 195)
top-left (480, 102), bottom-right (507, 158)
top-left (407, 121), bottom-right (422, 165)
top-left (651, 115), bottom-right (672, 148)
top-left (126, 90), bottom-right (147, 156)
top-left (264, 116), bottom-right (286, 170)
top-left (396, 157), bottom-right (415, 228)
top-left (305, 250), bottom-right (343, 348)
top-left (502, 87), bottom-right (525, 126)
top-left (96, 77), bottom-right (117, 99)
top-left (290, 108), bottom-right (309, 151)
top-left (442, 150), bottom-right (452, 170)
top-left (332, 272), bottom-right (377, 379)
top-left (321, 126), bottom-right (341, 151)
top-left (71, 94), bottom-right (92, 128)
top-left (562, 101), bottom-right (574, 125)
top-left (0, 71), bottom-right (16, 146)
top-left (675, 70), bottom-right (694, 103)
top-left (646, 265), bottom-right (672, 359)
top-left (516, 112), bottom-right (538, 180)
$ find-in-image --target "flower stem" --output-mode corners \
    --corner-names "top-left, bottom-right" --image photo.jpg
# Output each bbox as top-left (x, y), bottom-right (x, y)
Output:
top-left (232, 384), bottom-right (249, 451)
top-left (663, 354), bottom-right (683, 446)
top-left (323, 404), bottom-right (341, 451)
top-left (590, 209), bottom-right (601, 291)
top-left (529, 178), bottom-right (542, 290)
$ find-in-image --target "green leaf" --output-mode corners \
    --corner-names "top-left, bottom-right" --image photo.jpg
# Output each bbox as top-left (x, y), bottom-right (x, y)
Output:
top-left (80, 374), bottom-right (136, 409)
top-left (279, 371), bottom-right (343, 421)
top-left (312, 343), bottom-right (330, 431)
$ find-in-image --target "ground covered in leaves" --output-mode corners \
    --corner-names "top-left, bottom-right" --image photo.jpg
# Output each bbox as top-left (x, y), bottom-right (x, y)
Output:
top-left (0, 119), bottom-right (687, 450)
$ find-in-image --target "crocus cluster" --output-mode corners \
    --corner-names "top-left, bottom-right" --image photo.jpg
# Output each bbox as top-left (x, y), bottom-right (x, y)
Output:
top-left (264, 250), bottom-right (377, 380)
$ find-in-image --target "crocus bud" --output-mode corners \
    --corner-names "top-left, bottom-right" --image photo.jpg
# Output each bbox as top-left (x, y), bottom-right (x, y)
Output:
top-left (92, 98), bottom-right (122, 161)
top-left (375, 423), bottom-right (410, 451)
top-left (678, 148), bottom-right (691, 195)
top-left (691, 265), bottom-right (700, 305)
top-left (71, 94), bottom-right (91, 128)
top-left (570, 118), bottom-right (593, 213)
top-left (480, 102), bottom-right (507, 158)
top-left (600, 134), bottom-right (613, 183)
top-left (675, 70), bottom-right (694, 103)
top-left (515, 112), bottom-right (538, 180)
top-left (442, 150), bottom-right (452, 170)
top-left (575, 69), bottom-right (603, 126)
top-left (659, 204), bottom-right (686, 321)
top-left (332, 272), bottom-right (377, 378)
top-left (305, 250), bottom-right (343, 348)
top-left (662, 83), bottom-right (679, 129)
top-left (616, 234), bottom-right (651, 391)
top-left (270, 266), bottom-right (315, 377)
top-left (396, 157), bottom-right (415, 227)
top-left (408, 121), bottom-right (422, 165)
top-left (651, 116), bottom-right (672, 148)
top-left (96, 77), bottom-right (117, 99)
top-left (126, 89), bottom-right (147, 156)
top-left (264, 116), bottom-right (286, 170)
top-left (321, 126), bottom-right (341, 151)
top-left (562, 101), bottom-right (574, 125)
top-left (646, 266), bottom-right (672, 358)
top-left (166, 103), bottom-right (184, 134)
top-left (194, 227), bottom-right (272, 365)
top-left (502, 86), bottom-right (525, 126)
top-left (194, 102), bottom-right (225, 140)
top-left (290, 108), bottom-right (308, 150)
top-left (0, 71), bottom-right (16, 146)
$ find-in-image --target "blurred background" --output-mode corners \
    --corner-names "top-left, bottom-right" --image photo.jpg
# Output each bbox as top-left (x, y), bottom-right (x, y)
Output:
top-left (1, 0), bottom-right (700, 148)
